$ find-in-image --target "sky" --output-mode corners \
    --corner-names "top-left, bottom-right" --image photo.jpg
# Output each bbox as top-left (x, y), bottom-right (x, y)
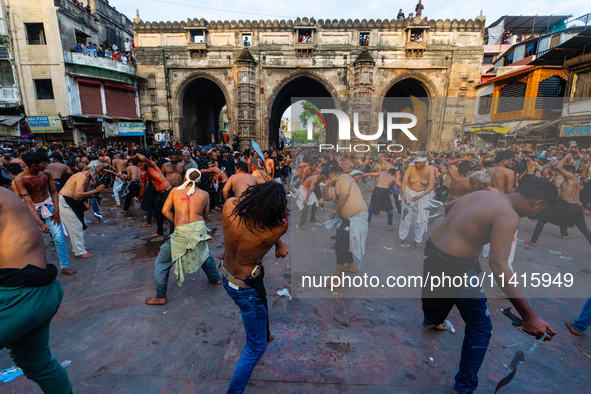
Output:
top-left (113, 0), bottom-right (591, 123)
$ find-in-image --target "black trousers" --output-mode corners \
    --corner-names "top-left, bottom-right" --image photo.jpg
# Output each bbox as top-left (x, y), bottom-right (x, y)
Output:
top-left (155, 189), bottom-right (172, 236)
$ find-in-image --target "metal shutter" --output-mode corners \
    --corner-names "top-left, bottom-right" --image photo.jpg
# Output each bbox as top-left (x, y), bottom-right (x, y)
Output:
top-left (78, 78), bottom-right (102, 115)
top-left (497, 81), bottom-right (526, 113)
top-left (536, 76), bottom-right (564, 109)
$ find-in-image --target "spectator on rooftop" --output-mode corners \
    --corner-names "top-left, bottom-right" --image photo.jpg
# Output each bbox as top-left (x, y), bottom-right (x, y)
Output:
top-left (397, 9), bottom-right (405, 20)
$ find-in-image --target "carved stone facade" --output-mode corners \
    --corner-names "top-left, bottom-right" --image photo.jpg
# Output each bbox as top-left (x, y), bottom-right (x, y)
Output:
top-left (134, 16), bottom-right (485, 150)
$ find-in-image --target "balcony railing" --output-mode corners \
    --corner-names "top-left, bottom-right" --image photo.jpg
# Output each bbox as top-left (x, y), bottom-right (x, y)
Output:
top-left (64, 51), bottom-right (136, 75)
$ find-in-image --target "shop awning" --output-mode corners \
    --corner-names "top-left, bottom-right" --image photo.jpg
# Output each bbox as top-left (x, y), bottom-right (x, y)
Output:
top-left (470, 125), bottom-right (514, 134)
top-left (0, 116), bottom-right (24, 126)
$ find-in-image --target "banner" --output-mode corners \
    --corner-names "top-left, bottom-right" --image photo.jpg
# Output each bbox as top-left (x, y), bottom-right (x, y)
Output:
top-left (27, 116), bottom-right (64, 133)
top-left (560, 125), bottom-right (591, 137)
top-left (118, 122), bottom-right (145, 136)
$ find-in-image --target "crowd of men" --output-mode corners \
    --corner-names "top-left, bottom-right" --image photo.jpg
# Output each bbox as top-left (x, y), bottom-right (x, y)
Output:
top-left (1, 136), bottom-right (590, 394)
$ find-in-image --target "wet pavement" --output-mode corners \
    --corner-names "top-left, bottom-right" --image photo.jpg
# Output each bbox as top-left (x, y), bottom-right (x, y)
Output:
top-left (1, 182), bottom-right (590, 393)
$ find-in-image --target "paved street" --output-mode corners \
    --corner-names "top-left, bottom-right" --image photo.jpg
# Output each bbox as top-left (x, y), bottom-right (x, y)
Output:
top-left (2, 180), bottom-right (590, 393)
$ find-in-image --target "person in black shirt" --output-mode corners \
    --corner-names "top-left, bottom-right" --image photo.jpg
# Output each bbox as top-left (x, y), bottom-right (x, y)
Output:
top-left (155, 149), bottom-right (170, 169)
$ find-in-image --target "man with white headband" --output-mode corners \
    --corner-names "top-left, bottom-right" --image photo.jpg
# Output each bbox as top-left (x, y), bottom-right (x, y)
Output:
top-left (397, 153), bottom-right (435, 248)
top-left (145, 168), bottom-right (221, 306)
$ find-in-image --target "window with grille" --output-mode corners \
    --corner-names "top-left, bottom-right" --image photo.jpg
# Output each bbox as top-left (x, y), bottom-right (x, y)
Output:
top-left (497, 81), bottom-right (526, 113)
top-left (573, 71), bottom-right (591, 102)
top-left (0, 60), bottom-right (14, 87)
top-left (477, 94), bottom-right (492, 115)
top-left (535, 76), bottom-right (565, 109)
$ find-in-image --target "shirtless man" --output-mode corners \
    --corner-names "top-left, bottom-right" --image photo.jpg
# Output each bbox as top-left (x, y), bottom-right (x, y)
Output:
top-left (422, 178), bottom-right (557, 394)
top-left (145, 169), bottom-right (221, 306)
top-left (0, 188), bottom-right (73, 393)
top-left (136, 153), bottom-right (173, 238)
top-left (75, 152), bottom-right (90, 172)
top-left (356, 168), bottom-right (401, 231)
top-left (161, 151), bottom-right (185, 187)
top-left (112, 154), bottom-right (128, 207)
top-left (323, 165), bottom-right (368, 276)
top-left (47, 153), bottom-right (72, 192)
top-left (397, 154), bottom-right (435, 248)
top-left (59, 168), bottom-right (105, 258)
top-left (579, 152), bottom-right (591, 211)
top-left (486, 150), bottom-right (515, 194)
top-left (264, 151), bottom-right (275, 180)
top-left (13, 151), bottom-right (75, 276)
top-left (526, 153), bottom-right (591, 246)
top-left (445, 156), bottom-right (472, 200)
top-left (98, 149), bottom-right (111, 171)
top-left (298, 171), bottom-right (327, 230)
top-left (121, 159), bottom-right (142, 214)
top-left (221, 182), bottom-right (289, 393)
top-left (468, 171), bottom-right (498, 193)
top-left (222, 161), bottom-right (264, 201)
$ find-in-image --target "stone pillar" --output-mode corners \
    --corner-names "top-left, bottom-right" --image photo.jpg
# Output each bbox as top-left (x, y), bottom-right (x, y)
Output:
top-left (235, 48), bottom-right (257, 151)
top-left (351, 48), bottom-right (376, 153)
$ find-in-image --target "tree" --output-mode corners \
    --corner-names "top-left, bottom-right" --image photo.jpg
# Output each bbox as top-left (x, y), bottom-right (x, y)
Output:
top-left (291, 129), bottom-right (320, 144)
top-left (298, 101), bottom-right (326, 133)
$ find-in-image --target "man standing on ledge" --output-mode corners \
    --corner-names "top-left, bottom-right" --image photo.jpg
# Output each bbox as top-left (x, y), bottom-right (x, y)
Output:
top-left (221, 182), bottom-right (289, 393)
top-left (422, 178), bottom-right (557, 394)
top-left (0, 188), bottom-right (73, 393)
top-left (397, 153), bottom-right (434, 248)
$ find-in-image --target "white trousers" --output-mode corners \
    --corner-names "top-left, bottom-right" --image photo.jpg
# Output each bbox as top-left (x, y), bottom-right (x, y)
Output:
top-left (113, 177), bottom-right (124, 205)
top-left (398, 201), bottom-right (428, 243)
top-left (59, 195), bottom-right (87, 256)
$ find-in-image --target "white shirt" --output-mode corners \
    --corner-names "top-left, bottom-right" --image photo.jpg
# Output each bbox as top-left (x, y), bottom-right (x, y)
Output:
top-left (112, 44), bottom-right (118, 52)
top-left (124, 42), bottom-right (132, 52)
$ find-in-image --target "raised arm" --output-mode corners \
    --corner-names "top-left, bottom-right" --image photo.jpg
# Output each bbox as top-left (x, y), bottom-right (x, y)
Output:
top-left (137, 153), bottom-right (157, 169)
top-left (556, 153), bottom-right (577, 181)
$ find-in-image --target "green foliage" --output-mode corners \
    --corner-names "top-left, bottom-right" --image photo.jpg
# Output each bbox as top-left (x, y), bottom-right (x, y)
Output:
top-left (298, 101), bottom-right (325, 132)
top-left (292, 129), bottom-right (321, 144)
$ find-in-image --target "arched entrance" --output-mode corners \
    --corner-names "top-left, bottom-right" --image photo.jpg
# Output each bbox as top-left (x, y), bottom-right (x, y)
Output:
top-left (381, 77), bottom-right (432, 150)
top-left (268, 74), bottom-right (338, 148)
top-left (179, 77), bottom-right (227, 145)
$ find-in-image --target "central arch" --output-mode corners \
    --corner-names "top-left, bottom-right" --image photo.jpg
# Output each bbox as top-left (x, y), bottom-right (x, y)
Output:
top-left (380, 75), bottom-right (437, 151)
top-left (177, 73), bottom-right (230, 145)
top-left (268, 72), bottom-right (339, 148)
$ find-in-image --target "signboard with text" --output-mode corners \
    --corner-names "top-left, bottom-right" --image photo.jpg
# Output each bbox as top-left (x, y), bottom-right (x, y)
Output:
top-left (27, 116), bottom-right (64, 133)
top-left (118, 122), bottom-right (145, 136)
top-left (560, 125), bottom-right (591, 137)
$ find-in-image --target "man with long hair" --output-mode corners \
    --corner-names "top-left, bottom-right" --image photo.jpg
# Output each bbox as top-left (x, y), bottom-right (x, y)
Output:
top-left (221, 182), bottom-right (289, 393)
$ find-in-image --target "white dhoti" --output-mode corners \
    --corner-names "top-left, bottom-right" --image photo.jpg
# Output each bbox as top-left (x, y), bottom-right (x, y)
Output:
top-left (399, 186), bottom-right (431, 244)
top-left (296, 185), bottom-right (318, 211)
top-left (113, 176), bottom-right (125, 205)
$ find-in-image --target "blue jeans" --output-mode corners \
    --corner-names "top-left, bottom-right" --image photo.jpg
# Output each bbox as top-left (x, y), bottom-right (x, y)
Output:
top-left (90, 183), bottom-right (101, 219)
top-left (368, 205), bottom-right (393, 226)
top-left (574, 298), bottom-right (591, 333)
top-left (223, 275), bottom-right (267, 394)
top-left (153, 238), bottom-right (220, 299)
top-left (40, 206), bottom-right (69, 270)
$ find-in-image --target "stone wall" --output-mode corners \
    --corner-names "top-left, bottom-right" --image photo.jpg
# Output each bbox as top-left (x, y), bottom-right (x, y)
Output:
top-left (134, 16), bottom-right (485, 150)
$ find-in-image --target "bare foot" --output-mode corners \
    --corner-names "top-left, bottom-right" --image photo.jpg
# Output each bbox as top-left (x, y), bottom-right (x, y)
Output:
top-left (566, 321), bottom-right (582, 336)
top-left (267, 334), bottom-right (275, 343)
top-left (396, 239), bottom-right (405, 245)
top-left (300, 225), bottom-right (309, 230)
top-left (121, 210), bottom-right (127, 214)
top-left (422, 322), bottom-right (447, 331)
top-left (368, 222), bottom-right (371, 227)
top-left (94, 220), bottom-right (101, 225)
top-left (583, 208), bottom-right (591, 216)
top-left (148, 233), bottom-right (163, 239)
top-left (561, 236), bottom-right (572, 239)
top-left (388, 226), bottom-right (395, 231)
top-left (76, 253), bottom-right (95, 258)
top-left (331, 277), bottom-right (340, 288)
top-left (524, 241), bottom-right (536, 247)
top-left (312, 220), bottom-right (322, 224)
top-left (114, 204), bottom-right (121, 207)
top-left (145, 297), bottom-right (166, 305)
top-left (214, 279), bottom-right (222, 285)
top-left (140, 223), bottom-right (152, 228)
top-left (217, 252), bottom-right (226, 260)
top-left (415, 243), bottom-right (423, 248)
top-left (85, 247), bottom-right (93, 251)
top-left (62, 268), bottom-right (77, 276)
top-left (343, 264), bottom-right (357, 273)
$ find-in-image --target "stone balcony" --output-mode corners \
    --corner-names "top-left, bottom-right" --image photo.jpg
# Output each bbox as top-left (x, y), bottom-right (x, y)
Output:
top-left (405, 41), bottom-right (426, 57)
top-left (64, 51), bottom-right (137, 76)
top-left (55, 0), bottom-right (99, 30)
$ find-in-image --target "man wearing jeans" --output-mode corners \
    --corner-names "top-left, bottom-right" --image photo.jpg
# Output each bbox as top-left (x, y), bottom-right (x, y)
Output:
top-left (567, 298), bottom-right (591, 336)
top-left (221, 182), bottom-right (289, 393)
top-left (0, 187), bottom-right (73, 393)
top-left (12, 151), bottom-right (76, 276)
top-left (145, 169), bottom-right (221, 305)
top-left (422, 178), bottom-right (557, 394)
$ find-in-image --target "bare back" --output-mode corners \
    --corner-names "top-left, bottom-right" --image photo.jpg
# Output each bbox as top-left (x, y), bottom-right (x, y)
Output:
top-left (228, 173), bottom-right (262, 198)
top-left (334, 175), bottom-right (368, 219)
top-left (0, 188), bottom-right (46, 269)
top-left (487, 165), bottom-right (514, 194)
top-left (47, 162), bottom-right (71, 180)
top-left (167, 187), bottom-right (209, 227)
top-left (112, 158), bottom-right (128, 173)
top-left (431, 191), bottom-right (519, 258)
